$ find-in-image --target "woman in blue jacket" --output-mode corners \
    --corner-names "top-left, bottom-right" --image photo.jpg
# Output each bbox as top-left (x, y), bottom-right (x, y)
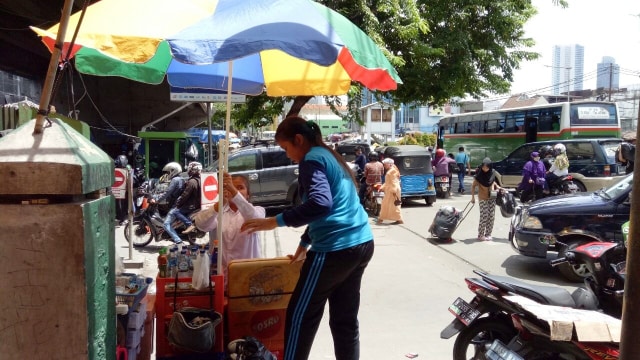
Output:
top-left (241, 116), bottom-right (374, 360)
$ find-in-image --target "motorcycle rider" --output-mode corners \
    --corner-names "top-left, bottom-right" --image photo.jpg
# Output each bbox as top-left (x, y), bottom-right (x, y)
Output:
top-left (432, 148), bottom-right (456, 195)
top-left (150, 162), bottom-right (185, 209)
top-left (353, 146), bottom-right (367, 182)
top-left (164, 161), bottom-right (202, 242)
top-left (545, 143), bottom-right (570, 190)
top-left (359, 151), bottom-right (384, 205)
top-left (518, 151), bottom-right (546, 202)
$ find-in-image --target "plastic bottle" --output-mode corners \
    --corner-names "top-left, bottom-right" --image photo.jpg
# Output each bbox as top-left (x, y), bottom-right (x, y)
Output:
top-left (168, 248), bottom-right (177, 278)
top-left (158, 248), bottom-right (168, 278)
top-left (189, 245), bottom-right (199, 273)
top-left (178, 249), bottom-right (189, 274)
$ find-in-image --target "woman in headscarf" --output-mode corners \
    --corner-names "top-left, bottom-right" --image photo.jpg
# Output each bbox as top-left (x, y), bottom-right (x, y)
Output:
top-left (376, 158), bottom-right (403, 225)
top-left (518, 151), bottom-right (546, 202)
top-left (470, 158), bottom-right (501, 241)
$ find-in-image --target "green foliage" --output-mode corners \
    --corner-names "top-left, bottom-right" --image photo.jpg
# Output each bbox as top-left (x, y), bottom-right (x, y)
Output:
top-left (397, 133), bottom-right (436, 147)
top-left (224, 0), bottom-right (541, 127)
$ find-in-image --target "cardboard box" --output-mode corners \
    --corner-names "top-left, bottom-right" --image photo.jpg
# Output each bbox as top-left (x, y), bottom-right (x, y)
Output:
top-left (227, 257), bottom-right (302, 298)
top-left (505, 295), bottom-right (621, 342)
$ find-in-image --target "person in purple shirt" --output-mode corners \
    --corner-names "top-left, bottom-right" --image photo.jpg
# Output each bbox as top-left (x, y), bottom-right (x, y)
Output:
top-left (518, 151), bottom-right (546, 202)
top-left (432, 148), bottom-right (456, 177)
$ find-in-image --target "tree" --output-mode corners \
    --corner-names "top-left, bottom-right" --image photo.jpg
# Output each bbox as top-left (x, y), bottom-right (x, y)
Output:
top-left (233, 0), bottom-right (544, 125)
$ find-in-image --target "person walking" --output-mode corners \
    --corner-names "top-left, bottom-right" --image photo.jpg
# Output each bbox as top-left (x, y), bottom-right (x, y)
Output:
top-left (376, 158), bottom-right (403, 225)
top-left (470, 158), bottom-right (501, 241)
top-left (518, 151), bottom-right (546, 203)
top-left (240, 116), bottom-right (374, 360)
top-left (454, 146), bottom-right (471, 193)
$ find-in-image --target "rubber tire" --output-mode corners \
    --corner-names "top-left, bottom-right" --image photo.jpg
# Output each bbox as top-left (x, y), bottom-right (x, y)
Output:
top-left (453, 317), bottom-right (517, 360)
top-left (557, 239), bottom-right (591, 282)
top-left (124, 218), bottom-right (154, 247)
top-left (425, 195), bottom-right (436, 206)
top-left (373, 202), bottom-right (381, 217)
top-left (573, 181), bottom-right (587, 193)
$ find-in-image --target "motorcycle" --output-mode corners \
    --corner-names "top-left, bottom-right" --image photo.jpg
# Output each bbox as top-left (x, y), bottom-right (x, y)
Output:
top-left (550, 240), bottom-right (626, 319)
top-left (124, 199), bottom-right (207, 247)
top-left (518, 175), bottom-right (577, 202)
top-left (434, 174), bottom-right (451, 198)
top-left (364, 183), bottom-right (384, 216)
top-left (440, 265), bottom-right (620, 360)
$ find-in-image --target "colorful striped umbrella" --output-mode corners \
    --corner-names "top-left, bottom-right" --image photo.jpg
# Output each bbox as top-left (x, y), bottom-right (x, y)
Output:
top-left (32, 0), bottom-right (401, 96)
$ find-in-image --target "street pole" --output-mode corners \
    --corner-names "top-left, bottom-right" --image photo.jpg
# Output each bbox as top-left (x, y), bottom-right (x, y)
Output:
top-left (566, 67), bottom-right (571, 103)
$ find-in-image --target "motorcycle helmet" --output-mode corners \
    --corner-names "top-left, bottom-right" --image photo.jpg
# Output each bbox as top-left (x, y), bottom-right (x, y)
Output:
top-left (368, 151), bottom-right (379, 161)
top-left (570, 286), bottom-right (599, 310)
top-left (554, 143), bottom-right (567, 155)
top-left (114, 155), bottom-right (128, 168)
top-left (162, 162), bottom-right (182, 179)
top-left (435, 148), bottom-right (446, 158)
top-left (187, 161), bottom-right (203, 176)
top-left (539, 145), bottom-right (553, 158)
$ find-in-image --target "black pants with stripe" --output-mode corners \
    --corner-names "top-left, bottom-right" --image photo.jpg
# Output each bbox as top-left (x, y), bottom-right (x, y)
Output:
top-left (284, 240), bottom-right (375, 360)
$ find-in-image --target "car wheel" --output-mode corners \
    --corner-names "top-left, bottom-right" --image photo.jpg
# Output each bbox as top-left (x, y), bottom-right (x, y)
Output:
top-left (557, 239), bottom-right (591, 282)
top-left (425, 195), bottom-right (436, 206)
top-left (573, 181), bottom-right (587, 193)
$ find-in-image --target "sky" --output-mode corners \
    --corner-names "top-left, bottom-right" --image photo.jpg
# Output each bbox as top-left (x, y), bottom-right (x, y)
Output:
top-left (509, 0), bottom-right (640, 95)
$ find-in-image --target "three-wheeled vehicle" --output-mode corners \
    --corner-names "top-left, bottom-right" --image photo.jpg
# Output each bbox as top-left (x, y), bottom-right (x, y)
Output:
top-left (379, 145), bottom-right (437, 205)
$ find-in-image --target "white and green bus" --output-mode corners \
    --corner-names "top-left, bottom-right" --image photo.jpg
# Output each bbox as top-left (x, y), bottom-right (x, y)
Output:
top-left (436, 101), bottom-right (621, 167)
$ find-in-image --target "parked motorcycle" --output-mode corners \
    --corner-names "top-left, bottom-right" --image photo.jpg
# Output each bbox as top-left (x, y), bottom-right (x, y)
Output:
top-left (551, 240), bottom-right (626, 318)
top-left (504, 311), bottom-right (620, 360)
top-left (434, 174), bottom-right (451, 198)
top-left (364, 183), bottom-right (384, 216)
top-left (124, 200), bottom-right (207, 247)
top-left (440, 266), bottom-right (616, 360)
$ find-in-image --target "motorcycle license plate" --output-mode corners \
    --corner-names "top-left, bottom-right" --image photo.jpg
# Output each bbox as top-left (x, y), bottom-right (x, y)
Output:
top-left (440, 184), bottom-right (448, 189)
top-left (486, 340), bottom-right (523, 360)
top-left (448, 297), bottom-right (480, 326)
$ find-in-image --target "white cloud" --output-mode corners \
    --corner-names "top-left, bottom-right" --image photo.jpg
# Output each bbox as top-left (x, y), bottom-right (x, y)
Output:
top-left (510, 0), bottom-right (640, 94)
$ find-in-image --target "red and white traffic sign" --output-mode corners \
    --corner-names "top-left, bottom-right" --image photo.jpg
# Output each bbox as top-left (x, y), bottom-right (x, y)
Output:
top-left (201, 173), bottom-right (219, 208)
top-left (113, 168), bottom-right (128, 199)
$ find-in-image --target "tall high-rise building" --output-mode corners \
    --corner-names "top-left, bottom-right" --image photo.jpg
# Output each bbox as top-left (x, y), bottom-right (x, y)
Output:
top-left (551, 44), bottom-right (584, 96)
top-left (596, 56), bottom-right (620, 90)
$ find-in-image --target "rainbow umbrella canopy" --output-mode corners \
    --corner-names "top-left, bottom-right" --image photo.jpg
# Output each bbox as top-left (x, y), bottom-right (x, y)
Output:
top-left (32, 0), bottom-right (402, 96)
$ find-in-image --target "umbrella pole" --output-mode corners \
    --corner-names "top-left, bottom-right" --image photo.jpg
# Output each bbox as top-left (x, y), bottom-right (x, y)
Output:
top-left (216, 61), bottom-right (234, 277)
top-left (207, 103), bottom-right (213, 167)
top-left (33, 0), bottom-right (75, 135)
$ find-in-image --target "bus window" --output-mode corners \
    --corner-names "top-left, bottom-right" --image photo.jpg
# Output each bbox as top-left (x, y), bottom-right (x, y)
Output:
top-left (485, 120), bottom-right (498, 133)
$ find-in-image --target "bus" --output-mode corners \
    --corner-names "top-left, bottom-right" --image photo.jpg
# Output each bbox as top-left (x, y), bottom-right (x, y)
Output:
top-left (436, 101), bottom-right (621, 166)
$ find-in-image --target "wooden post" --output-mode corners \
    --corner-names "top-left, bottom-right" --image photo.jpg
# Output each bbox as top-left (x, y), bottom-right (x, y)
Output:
top-left (33, 0), bottom-right (74, 134)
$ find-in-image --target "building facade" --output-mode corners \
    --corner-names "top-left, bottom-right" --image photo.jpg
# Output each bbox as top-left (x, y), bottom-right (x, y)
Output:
top-left (596, 56), bottom-right (620, 91)
top-left (551, 44), bottom-right (585, 96)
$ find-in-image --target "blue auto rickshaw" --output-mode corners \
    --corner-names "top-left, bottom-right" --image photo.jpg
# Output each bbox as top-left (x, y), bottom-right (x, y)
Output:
top-left (380, 145), bottom-right (436, 205)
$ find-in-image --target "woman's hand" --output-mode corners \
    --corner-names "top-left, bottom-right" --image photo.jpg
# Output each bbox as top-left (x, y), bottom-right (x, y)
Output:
top-left (470, 196), bottom-right (476, 204)
top-left (241, 217), bottom-right (278, 233)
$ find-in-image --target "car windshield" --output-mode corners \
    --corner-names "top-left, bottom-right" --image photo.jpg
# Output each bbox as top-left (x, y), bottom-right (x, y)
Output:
top-left (599, 173), bottom-right (633, 199)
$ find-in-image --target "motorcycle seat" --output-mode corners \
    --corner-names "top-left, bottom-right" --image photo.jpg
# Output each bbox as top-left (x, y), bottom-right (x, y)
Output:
top-left (482, 274), bottom-right (576, 308)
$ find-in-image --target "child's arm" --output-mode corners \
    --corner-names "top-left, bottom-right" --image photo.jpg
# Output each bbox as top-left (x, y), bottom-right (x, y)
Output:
top-left (231, 193), bottom-right (266, 220)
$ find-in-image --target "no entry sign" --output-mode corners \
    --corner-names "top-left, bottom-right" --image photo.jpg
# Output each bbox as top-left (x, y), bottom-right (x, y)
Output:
top-left (113, 168), bottom-right (127, 199)
top-left (201, 173), bottom-right (219, 208)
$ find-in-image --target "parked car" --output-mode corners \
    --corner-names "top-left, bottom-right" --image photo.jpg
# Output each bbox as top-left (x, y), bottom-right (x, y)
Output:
top-left (205, 143), bottom-right (358, 208)
top-left (203, 144), bottom-right (299, 208)
top-left (509, 173), bottom-right (631, 282)
top-left (335, 141), bottom-right (371, 162)
top-left (492, 138), bottom-right (626, 192)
